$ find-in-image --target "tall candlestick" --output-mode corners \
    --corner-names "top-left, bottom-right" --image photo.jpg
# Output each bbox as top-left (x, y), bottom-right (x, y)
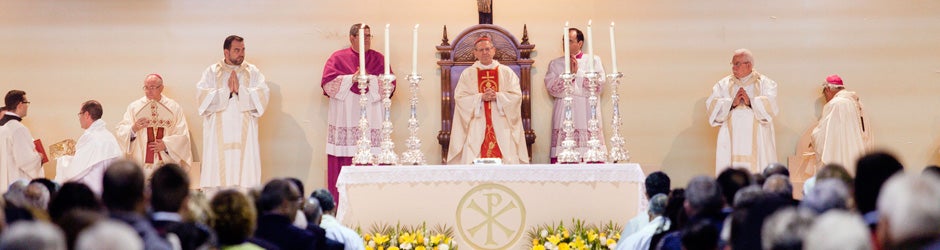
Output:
top-left (587, 20), bottom-right (595, 73)
top-left (359, 23), bottom-right (367, 77)
top-left (563, 21), bottom-right (571, 75)
top-left (384, 24), bottom-right (391, 75)
top-left (609, 22), bottom-right (618, 72)
top-left (412, 24), bottom-right (419, 75)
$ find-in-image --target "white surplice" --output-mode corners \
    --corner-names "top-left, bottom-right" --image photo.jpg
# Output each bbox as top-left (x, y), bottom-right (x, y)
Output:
top-left (447, 60), bottom-right (529, 165)
top-left (544, 53), bottom-right (606, 159)
top-left (197, 61), bottom-right (269, 189)
top-left (55, 119), bottom-right (123, 194)
top-left (322, 74), bottom-right (389, 157)
top-left (115, 95), bottom-right (193, 177)
top-left (0, 112), bottom-right (43, 191)
top-left (706, 72), bottom-right (779, 174)
top-left (812, 90), bottom-right (872, 175)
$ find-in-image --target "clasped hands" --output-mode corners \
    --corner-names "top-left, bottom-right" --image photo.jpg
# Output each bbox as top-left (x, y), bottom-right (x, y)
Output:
top-left (731, 88), bottom-right (751, 109)
top-left (482, 87), bottom-right (497, 102)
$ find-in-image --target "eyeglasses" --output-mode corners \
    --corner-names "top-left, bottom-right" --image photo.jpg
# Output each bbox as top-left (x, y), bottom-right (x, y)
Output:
top-left (21, 101), bottom-right (29, 104)
top-left (143, 85), bottom-right (163, 90)
top-left (355, 34), bottom-right (374, 38)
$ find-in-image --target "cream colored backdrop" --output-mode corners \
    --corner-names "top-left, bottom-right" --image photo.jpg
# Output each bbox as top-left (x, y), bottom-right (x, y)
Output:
top-left (2, 0), bottom-right (939, 189)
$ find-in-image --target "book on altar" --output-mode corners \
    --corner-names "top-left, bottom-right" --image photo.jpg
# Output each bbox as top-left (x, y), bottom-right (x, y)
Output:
top-left (34, 139), bottom-right (48, 164)
top-left (472, 158), bottom-right (502, 165)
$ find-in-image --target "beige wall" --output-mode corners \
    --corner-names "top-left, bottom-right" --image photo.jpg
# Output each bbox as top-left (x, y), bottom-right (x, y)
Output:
top-left (2, 0), bottom-right (939, 189)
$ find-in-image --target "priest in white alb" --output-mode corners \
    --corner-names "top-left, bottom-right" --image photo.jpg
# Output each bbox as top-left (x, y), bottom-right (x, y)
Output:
top-left (197, 35), bottom-right (269, 190)
top-left (0, 90), bottom-right (44, 191)
top-left (447, 36), bottom-right (529, 164)
top-left (116, 74), bottom-right (193, 177)
top-left (56, 100), bottom-right (123, 194)
top-left (812, 74), bottom-right (872, 175)
top-left (706, 49), bottom-right (779, 174)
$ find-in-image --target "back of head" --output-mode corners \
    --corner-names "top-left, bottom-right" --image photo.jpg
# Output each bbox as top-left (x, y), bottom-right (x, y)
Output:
top-left (816, 164), bottom-right (853, 190)
top-left (3, 90), bottom-right (25, 111)
top-left (24, 182), bottom-right (50, 210)
top-left (29, 178), bottom-right (58, 197)
top-left (681, 220), bottom-right (719, 250)
top-left (210, 189), bottom-right (256, 246)
top-left (648, 193), bottom-right (669, 216)
top-left (286, 178), bottom-right (305, 198)
top-left (685, 176), bottom-right (723, 217)
top-left (733, 185), bottom-right (765, 209)
top-left (804, 211), bottom-right (872, 250)
top-left (4, 180), bottom-right (30, 208)
top-left (75, 220), bottom-right (143, 250)
top-left (762, 175), bottom-right (793, 200)
top-left (257, 179), bottom-right (294, 214)
top-left (54, 209), bottom-right (103, 250)
top-left (763, 163), bottom-right (790, 178)
top-left (761, 207), bottom-right (816, 250)
top-left (80, 100), bottom-right (103, 120)
top-left (922, 165), bottom-right (940, 177)
top-left (800, 179), bottom-right (850, 214)
top-left (311, 188), bottom-right (336, 213)
top-left (645, 171), bottom-right (671, 199)
top-left (854, 151), bottom-right (904, 214)
top-left (663, 188), bottom-right (687, 230)
top-left (0, 221), bottom-right (66, 250)
top-left (303, 197), bottom-right (323, 225)
top-left (102, 160), bottom-right (145, 212)
top-left (717, 168), bottom-right (752, 206)
top-left (150, 164), bottom-right (190, 212)
top-left (876, 173), bottom-right (940, 248)
top-left (47, 182), bottom-right (101, 221)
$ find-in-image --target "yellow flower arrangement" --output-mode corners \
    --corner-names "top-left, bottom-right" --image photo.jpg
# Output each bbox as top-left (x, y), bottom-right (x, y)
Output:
top-left (526, 219), bottom-right (623, 250)
top-left (360, 223), bottom-right (458, 250)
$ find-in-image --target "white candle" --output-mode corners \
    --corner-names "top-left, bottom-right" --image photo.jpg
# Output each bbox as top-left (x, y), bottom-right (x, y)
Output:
top-left (609, 22), bottom-right (618, 73)
top-left (587, 20), bottom-right (595, 73)
top-left (412, 24), bottom-right (419, 75)
top-left (384, 23), bottom-right (390, 75)
top-left (563, 21), bottom-right (570, 75)
top-left (359, 23), bottom-right (367, 77)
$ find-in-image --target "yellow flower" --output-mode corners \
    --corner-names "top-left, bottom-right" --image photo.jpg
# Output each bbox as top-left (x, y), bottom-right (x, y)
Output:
top-left (416, 246), bottom-right (426, 250)
top-left (365, 234), bottom-right (373, 242)
top-left (388, 247), bottom-right (400, 250)
top-left (532, 245), bottom-right (546, 250)
top-left (563, 229), bottom-right (570, 238)
top-left (558, 242), bottom-right (570, 250)
top-left (547, 234), bottom-right (562, 245)
top-left (532, 239), bottom-right (540, 246)
top-left (606, 238), bottom-right (617, 247)
top-left (367, 247), bottom-right (374, 250)
top-left (431, 234), bottom-right (444, 245)
top-left (571, 237), bottom-right (586, 249)
top-left (587, 230), bottom-right (598, 242)
top-left (399, 233), bottom-right (417, 244)
top-left (374, 233), bottom-right (390, 245)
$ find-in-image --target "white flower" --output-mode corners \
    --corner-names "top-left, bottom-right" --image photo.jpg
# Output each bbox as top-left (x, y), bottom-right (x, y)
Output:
top-left (544, 242), bottom-right (554, 250)
top-left (600, 236), bottom-right (608, 245)
top-left (607, 242), bottom-right (617, 249)
top-left (540, 229), bottom-right (549, 238)
top-left (401, 242), bottom-right (413, 250)
top-left (368, 241), bottom-right (376, 248)
top-left (438, 244), bottom-right (449, 250)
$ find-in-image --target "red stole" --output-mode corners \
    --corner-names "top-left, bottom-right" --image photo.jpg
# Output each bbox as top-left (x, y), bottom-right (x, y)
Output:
top-left (145, 127), bottom-right (165, 164)
top-left (477, 67), bottom-right (503, 158)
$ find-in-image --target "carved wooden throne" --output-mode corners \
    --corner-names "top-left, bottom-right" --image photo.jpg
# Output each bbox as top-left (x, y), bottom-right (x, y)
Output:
top-left (436, 24), bottom-right (536, 163)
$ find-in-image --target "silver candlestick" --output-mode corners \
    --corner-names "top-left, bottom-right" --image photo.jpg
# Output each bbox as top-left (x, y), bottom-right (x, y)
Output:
top-left (582, 71), bottom-right (607, 163)
top-left (375, 73), bottom-right (399, 165)
top-left (352, 74), bottom-right (375, 165)
top-left (556, 72), bottom-right (582, 164)
top-left (401, 73), bottom-right (426, 165)
top-left (607, 71), bottom-right (630, 163)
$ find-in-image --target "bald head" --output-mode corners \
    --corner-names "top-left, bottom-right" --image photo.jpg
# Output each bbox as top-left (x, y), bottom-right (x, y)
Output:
top-left (303, 197), bottom-right (323, 226)
top-left (143, 74), bottom-right (164, 100)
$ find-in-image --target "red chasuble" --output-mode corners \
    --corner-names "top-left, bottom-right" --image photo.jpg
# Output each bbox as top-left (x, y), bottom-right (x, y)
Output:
top-left (477, 67), bottom-right (503, 158)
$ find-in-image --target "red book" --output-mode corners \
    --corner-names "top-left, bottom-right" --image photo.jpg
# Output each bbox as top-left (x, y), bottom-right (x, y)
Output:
top-left (34, 139), bottom-right (48, 164)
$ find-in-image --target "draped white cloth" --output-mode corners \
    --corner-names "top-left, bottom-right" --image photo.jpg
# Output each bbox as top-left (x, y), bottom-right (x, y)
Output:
top-left (115, 96), bottom-right (193, 176)
top-left (55, 119), bottom-right (122, 194)
top-left (812, 90), bottom-right (873, 175)
top-left (706, 72), bottom-right (779, 174)
top-left (0, 112), bottom-right (43, 191)
top-left (197, 61), bottom-right (269, 189)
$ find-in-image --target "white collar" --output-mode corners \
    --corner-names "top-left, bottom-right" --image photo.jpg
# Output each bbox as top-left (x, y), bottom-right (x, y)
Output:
top-left (3, 111), bottom-right (19, 118)
top-left (152, 211), bottom-right (183, 222)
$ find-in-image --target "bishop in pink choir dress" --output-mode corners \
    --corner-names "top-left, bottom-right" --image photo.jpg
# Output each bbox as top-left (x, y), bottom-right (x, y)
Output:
top-left (321, 23), bottom-right (396, 199)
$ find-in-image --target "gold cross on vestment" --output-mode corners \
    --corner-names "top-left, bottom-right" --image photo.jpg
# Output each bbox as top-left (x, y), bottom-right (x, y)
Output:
top-left (482, 71), bottom-right (495, 81)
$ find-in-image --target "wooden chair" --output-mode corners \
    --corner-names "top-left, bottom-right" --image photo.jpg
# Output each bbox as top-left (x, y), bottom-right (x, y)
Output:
top-left (436, 24), bottom-right (536, 163)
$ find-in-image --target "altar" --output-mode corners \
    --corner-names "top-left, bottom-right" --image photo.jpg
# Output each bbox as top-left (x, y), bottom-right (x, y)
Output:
top-left (336, 164), bottom-right (646, 249)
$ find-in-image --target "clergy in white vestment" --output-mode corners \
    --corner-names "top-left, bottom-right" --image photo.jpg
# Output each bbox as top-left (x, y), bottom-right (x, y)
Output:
top-left (706, 49), bottom-right (779, 174)
top-left (311, 188), bottom-right (365, 250)
top-left (321, 23), bottom-right (396, 200)
top-left (616, 194), bottom-right (670, 250)
top-left (447, 36), bottom-right (529, 165)
top-left (55, 100), bottom-right (123, 194)
top-left (0, 90), bottom-right (44, 192)
top-left (115, 74), bottom-right (193, 177)
top-left (197, 35), bottom-right (269, 190)
top-left (544, 28), bottom-right (606, 163)
top-left (812, 74), bottom-right (873, 176)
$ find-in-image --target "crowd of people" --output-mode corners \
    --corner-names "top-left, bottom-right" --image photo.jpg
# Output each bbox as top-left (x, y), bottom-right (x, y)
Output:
top-left (0, 160), bottom-right (359, 250)
top-left (616, 151), bottom-right (940, 250)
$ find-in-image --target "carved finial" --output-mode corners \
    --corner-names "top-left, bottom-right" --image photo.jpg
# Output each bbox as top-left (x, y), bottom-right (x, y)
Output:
top-left (441, 25), bottom-right (450, 46)
top-left (521, 24), bottom-right (530, 45)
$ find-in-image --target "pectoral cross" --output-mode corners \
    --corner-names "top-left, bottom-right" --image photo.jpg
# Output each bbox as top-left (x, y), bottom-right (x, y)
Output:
top-left (481, 71), bottom-right (497, 89)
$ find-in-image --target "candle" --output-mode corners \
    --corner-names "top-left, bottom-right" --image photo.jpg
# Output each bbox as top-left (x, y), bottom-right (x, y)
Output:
top-left (412, 24), bottom-right (419, 75)
top-left (359, 23), bottom-right (367, 77)
top-left (609, 22), bottom-right (618, 73)
top-left (587, 19), bottom-right (595, 73)
top-left (563, 21), bottom-right (570, 75)
top-left (384, 23), bottom-right (390, 75)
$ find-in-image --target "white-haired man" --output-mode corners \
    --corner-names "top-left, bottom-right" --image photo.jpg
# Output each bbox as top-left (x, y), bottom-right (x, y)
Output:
top-left (876, 173), bottom-right (940, 249)
top-left (812, 74), bottom-right (873, 175)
